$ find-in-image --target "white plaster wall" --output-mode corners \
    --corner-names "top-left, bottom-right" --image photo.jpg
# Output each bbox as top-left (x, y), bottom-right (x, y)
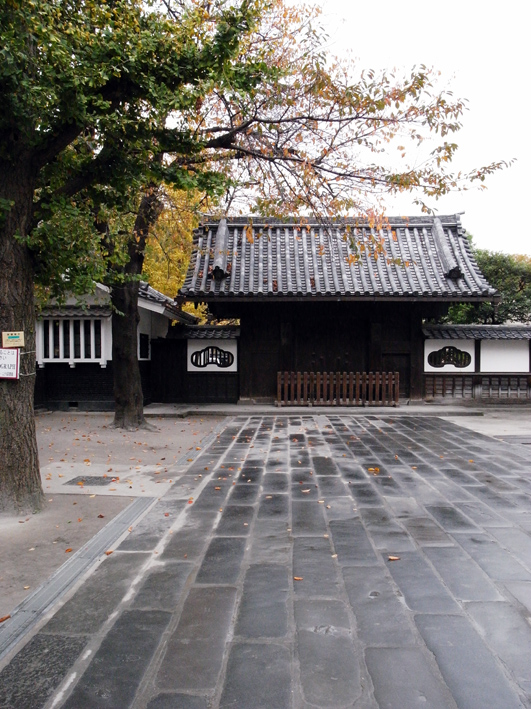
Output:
top-left (137, 309), bottom-right (169, 338)
top-left (151, 313), bottom-right (169, 339)
top-left (424, 340), bottom-right (475, 373)
top-left (480, 340), bottom-right (530, 373)
top-left (102, 318), bottom-right (113, 361)
top-left (138, 308), bottom-right (152, 338)
top-left (187, 340), bottom-right (238, 372)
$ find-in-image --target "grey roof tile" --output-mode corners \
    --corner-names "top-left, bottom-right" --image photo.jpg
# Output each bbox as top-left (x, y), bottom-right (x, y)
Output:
top-left (180, 215), bottom-right (498, 302)
top-left (41, 283), bottom-right (198, 324)
top-left (423, 325), bottom-right (531, 340)
top-left (39, 305), bottom-right (112, 318)
top-left (169, 326), bottom-right (240, 340)
top-left (184, 326), bottom-right (240, 340)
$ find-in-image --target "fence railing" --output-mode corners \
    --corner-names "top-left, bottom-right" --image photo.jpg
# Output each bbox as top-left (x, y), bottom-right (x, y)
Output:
top-left (276, 371), bottom-right (399, 407)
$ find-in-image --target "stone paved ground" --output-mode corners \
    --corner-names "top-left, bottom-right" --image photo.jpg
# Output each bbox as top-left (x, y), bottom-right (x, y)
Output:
top-left (2, 414), bottom-right (531, 708)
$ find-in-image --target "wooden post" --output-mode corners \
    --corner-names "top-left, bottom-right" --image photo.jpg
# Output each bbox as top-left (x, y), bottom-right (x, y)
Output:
top-left (409, 307), bottom-right (424, 400)
top-left (342, 372), bottom-right (347, 406)
top-left (394, 372), bottom-right (400, 406)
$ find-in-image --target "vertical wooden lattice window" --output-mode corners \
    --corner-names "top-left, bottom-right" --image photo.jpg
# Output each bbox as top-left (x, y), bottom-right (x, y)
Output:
top-left (428, 345), bottom-right (471, 368)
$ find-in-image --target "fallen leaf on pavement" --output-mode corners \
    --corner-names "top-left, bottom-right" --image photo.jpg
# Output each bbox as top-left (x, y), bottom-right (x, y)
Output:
top-left (105, 550), bottom-right (113, 556)
top-left (0, 615), bottom-right (11, 623)
top-left (65, 548), bottom-right (72, 553)
top-left (97, 514), bottom-right (105, 519)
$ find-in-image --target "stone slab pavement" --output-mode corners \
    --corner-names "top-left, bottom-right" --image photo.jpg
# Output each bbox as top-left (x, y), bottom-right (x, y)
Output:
top-left (1, 412), bottom-right (531, 708)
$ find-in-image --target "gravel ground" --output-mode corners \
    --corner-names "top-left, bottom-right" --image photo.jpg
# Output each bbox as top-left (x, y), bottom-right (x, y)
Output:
top-left (0, 412), bottom-right (226, 617)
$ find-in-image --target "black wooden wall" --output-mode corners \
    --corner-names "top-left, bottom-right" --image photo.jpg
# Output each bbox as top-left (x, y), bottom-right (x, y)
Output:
top-left (35, 301), bottom-right (432, 408)
top-left (150, 339), bottom-right (239, 404)
top-left (35, 362), bottom-right (152, 410)
top-left (234, 302), bottom-right (426, 400)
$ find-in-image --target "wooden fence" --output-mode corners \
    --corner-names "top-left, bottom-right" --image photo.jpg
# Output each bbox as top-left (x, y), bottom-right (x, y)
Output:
top-left (276, 371), bottom-right (400, 407)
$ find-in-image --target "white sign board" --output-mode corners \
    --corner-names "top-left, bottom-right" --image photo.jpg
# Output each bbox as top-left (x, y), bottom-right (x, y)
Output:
top-left (2, 331), bottom-right (24, 348)
top-left (187, 340), bottom-right (238, 372)
top-left (0, 348), bottom-right (20, 379)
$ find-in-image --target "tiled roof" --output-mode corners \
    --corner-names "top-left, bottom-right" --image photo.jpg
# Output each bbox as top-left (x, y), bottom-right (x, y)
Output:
top-left (40, 283), bottom-right (198, 324)
top-left (186, 326), bottom-right (240, 339)
top-left (423, 325), bottom-right (531, 340)
top-left (139, 281), bottom-right (173, 307)
top-left (39, 305), bottom-right (112, 318)
top-left (172, 326), bottom-right (240, 340)
top-left (138, 281), bottom-right (199, 323)
top-left (180, 216), bottom-right (498, 302)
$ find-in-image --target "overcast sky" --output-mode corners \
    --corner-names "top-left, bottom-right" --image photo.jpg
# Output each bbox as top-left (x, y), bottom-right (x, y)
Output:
top-left (315, 0), bottom-right (529, 254)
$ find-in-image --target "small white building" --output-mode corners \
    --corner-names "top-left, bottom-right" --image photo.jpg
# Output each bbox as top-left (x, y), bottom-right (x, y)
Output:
top-left (35, 282), bottom-right (197, 409)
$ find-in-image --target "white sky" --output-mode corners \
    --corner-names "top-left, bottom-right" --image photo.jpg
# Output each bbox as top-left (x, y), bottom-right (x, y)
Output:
top-left (316, 0), bottom-right (529, 254)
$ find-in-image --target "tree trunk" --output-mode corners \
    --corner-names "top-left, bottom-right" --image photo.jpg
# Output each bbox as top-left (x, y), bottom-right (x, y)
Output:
top-left (110, 188), bottom-right (163, 429)
top-left (111, 281), bottom-right (145, 428)
top-left (0, 163), bottom-right (44, 512)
